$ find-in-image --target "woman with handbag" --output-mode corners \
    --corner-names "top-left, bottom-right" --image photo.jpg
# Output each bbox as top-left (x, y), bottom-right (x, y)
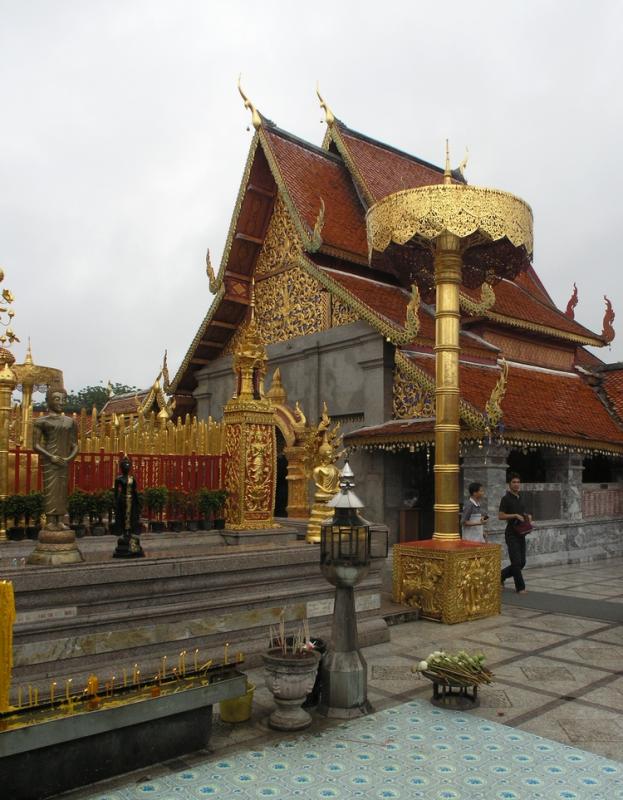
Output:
top-left (499, 473), bottom-right (533, 593)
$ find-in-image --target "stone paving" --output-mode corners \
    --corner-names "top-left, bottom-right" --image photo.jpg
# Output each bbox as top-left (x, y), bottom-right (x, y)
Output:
top-left (61, 557), bottom-right (623, 799)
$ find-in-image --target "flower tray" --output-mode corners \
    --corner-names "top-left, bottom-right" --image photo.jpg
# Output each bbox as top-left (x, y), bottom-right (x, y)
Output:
top-left (421, 670), bottom-right (480, 710)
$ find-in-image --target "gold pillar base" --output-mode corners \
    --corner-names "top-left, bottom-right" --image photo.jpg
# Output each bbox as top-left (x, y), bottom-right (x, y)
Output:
top-left (392, 540), bottom-right (501, 624)
top-left (26, 526), bottom-right (84, 566)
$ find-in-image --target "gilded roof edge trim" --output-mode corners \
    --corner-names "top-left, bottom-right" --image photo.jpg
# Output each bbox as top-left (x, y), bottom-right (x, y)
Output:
top-left (259, 128), bottom-right (318, 253)
top-left (346, 427), bottom-right (623, 456)
top-left (216, 133), bottom-right (261, 292)
top-left (297, 254), bottom-right (417, 345)
top-left (483, 311), bottom-right (605, 347)
top-left (395, 350), bottom-right (486, 430)
top-left (326, 124), bottom-right (375, 207)
top-left (169, 285), bottom-right (226, 393)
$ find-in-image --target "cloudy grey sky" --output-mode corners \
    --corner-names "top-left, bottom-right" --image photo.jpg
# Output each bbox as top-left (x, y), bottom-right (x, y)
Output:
top-left (1, 0), bottom-right (622, 394)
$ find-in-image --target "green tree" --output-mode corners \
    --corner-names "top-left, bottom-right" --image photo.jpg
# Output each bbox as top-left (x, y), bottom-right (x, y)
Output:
top-left (34, 382), bottom-right (140, 412)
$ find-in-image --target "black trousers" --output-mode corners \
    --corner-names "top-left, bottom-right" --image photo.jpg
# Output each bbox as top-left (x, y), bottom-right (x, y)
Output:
top-left (501, 531), bottom-right (526, 592)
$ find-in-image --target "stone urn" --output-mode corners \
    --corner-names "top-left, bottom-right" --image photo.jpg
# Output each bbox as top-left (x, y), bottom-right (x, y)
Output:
top-left (262, 648), bottom-right (321, 731)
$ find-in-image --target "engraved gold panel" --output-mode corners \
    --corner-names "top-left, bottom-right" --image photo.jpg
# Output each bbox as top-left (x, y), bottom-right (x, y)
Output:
top-left (393, 356), bottom-right (435, 419)
top-left (254, 268), bottom-right (325, 345)
top-left (392, 543), bottom-right (501, 624)
top-left (331, 296), bottom-right (358, 327)
top-left (367, 184), bottom-right (533, 257)
top-left (255, 195), bottom-right (301, 276)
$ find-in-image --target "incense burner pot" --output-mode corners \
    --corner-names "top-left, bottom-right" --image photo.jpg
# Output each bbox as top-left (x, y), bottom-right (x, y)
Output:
top-left (262, 648), bottom-right (321, 730)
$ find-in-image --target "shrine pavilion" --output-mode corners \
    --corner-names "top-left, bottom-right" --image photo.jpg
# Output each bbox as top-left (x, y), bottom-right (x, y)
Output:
top-left (171, 96), bottom-right (623, 563)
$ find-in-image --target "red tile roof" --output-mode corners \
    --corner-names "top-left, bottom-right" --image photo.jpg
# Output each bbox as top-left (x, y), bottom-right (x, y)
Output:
top-left (462, 279), bottom-right (603, 343)
top-left (262, 128), bottom-right (368, 259)
top-left (334, 124), bottom-right (450, 203)
top-left (318, 266), bottom-right (498, 358)
top-left (411, 354), bottom-right (623, 444)
top-left (601, 367), bottom-right (623, 422)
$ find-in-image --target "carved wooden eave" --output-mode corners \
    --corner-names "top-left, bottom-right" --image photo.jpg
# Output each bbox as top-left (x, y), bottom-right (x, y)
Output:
top-left (478, 311), bottom-right (607, 348)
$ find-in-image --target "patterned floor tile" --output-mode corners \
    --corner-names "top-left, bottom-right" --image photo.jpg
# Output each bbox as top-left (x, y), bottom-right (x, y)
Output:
top-left (70, 700), bottom-right (623, 800)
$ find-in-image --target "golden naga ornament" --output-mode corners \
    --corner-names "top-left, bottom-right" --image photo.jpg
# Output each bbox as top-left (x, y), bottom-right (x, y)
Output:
top-left (206, 248), bottom-right (219, 294)
top-left (459, 282), bottom-right (496, 316)
top-left (484, 358), bottom-right (509, 430)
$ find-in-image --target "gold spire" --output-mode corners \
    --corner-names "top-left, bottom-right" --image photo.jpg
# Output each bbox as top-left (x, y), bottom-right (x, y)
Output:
top-left (443, 139), bottom-right (452, 184)
top-left (25, 338), bottom-right (33, 365)
top-left (316, 84), bottom-right (335, 126)
top-left (249, 277), bottom-right (256, 320)
top-left (237, 75), bottom-right (262, 130)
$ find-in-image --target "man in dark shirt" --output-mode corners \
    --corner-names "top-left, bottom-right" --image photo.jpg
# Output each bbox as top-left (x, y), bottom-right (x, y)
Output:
top-left (499, 473), bottom-right (533, 593)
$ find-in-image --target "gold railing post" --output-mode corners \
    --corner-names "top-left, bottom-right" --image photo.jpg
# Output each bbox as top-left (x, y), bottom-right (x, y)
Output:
top-left (432, 232), bottom-right (462, 541)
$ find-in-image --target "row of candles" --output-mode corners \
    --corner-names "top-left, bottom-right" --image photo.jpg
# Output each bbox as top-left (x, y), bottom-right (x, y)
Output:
top-left (13, 642), bottom-right (244, 710)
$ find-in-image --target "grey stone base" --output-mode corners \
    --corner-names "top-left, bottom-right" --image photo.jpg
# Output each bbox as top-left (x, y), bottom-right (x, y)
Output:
top-left (6, 540), bottom-right (388, 706)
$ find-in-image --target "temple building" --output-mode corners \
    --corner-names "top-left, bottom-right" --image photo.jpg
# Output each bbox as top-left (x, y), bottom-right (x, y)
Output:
top-left (171, 96), bottom-right (623, 562)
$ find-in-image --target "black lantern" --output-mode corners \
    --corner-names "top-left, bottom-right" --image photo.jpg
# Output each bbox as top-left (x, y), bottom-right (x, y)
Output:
top-left (320, 462), bottom-right (371, 576)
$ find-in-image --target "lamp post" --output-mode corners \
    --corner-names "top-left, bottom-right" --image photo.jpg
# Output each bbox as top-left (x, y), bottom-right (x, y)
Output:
top-left (318, 462), bottom-right (373, 718)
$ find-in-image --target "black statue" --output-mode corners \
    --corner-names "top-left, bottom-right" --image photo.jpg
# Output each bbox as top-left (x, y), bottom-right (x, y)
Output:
top-left (112, 456), bottom-right (144, 559)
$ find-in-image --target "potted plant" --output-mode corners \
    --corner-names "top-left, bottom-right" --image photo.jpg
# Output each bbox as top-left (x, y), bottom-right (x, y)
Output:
top-left (24, 491), bottom-right (44, 539)
top-left (185, 490), bottom-right (200, 531)
top-left (262, 617), bottom-right (321, 731)
top-left (144, 486), bottom-right (168, 532)
top-left (90, 490), bottom-right (110, 536)
top-left (197, 488), bottom-right (217, 530)
top-left (167, 489), bottom-right (184, 532)
top-left (5, 494), bottom-right (26, 540)
top-left (68, 489), bottom-right (90, 537)
top-left (212, 489), bottom-right (228, 530)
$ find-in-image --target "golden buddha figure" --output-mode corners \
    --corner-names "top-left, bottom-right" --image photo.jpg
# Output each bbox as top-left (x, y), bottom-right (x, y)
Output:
top-left (306, 434), bottom-right (341, 543)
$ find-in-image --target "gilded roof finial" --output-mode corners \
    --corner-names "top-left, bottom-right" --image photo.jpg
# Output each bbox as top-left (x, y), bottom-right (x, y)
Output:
top-left (162, 349), bottom-right (170, 391)
top-left (602, 295), bottom-right (615, 343)
top-left (564, 283), bottom-right (578, 319)
top-left (206, 248), bottom-right (218, 293)
top-left (237, 75), bottom-right (262, 131)
top-left (443, 139), bottom-right (452, 184)
top-left (25, 337), bottom-right (33, 365)
top-left (316, 83), bottom-right (335, 126)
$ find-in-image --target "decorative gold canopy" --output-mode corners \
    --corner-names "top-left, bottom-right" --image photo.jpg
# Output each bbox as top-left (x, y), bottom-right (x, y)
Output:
top-left (366, 183), bottom-right (533, 260)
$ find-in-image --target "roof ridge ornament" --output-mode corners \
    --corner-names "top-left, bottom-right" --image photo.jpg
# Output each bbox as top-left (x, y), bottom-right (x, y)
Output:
top-left (309, 196), bottom-right (325, 252)
top-left (237, 75), bottom-right (262, 131)
top-left (457, 147), bottom-right (469, 180)
top-left (316, 84), bottom-right (335, 127)
top-left (564, 283), bottom-right (578, 319)
top-left (206, 248), bottom-right (218, 293)
top-left (602, 295), bottom-right (615, 343)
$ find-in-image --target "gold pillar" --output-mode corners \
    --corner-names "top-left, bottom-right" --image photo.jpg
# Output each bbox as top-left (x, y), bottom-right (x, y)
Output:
top-left (433, 233), bottom-right (462, 540)
top-left (365, 147), bottom-right (533, 623)
top-left (0, 363), bottom-right (17, 542)
top-left (222, 288), bottom-right (277, 530)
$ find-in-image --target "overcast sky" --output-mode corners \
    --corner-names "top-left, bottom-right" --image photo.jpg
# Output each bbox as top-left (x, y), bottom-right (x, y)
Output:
top-left (1, 0), bottom-right (622, 396)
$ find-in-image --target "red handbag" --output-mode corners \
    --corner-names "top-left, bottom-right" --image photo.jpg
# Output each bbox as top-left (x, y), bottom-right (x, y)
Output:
top-left (514, 520), bottom-right (533, 535)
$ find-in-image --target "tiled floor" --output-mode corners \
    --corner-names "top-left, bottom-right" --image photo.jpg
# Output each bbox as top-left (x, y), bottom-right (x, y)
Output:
top-left (62, 557), bottom-right (623, 799)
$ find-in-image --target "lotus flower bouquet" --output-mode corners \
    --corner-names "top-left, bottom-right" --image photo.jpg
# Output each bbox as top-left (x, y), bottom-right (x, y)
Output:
top-left (412, 650), bottom-right (493, 687)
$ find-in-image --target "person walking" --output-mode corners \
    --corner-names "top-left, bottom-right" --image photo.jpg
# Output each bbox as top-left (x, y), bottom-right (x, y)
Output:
top-left (461, 482), bottom-right (489, 543)
top-left (499, 473), bottom-right (533, 593)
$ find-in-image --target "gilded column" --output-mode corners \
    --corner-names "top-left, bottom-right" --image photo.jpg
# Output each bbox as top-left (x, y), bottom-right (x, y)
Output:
top-left (433, 232), bottom-right (462, 541)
